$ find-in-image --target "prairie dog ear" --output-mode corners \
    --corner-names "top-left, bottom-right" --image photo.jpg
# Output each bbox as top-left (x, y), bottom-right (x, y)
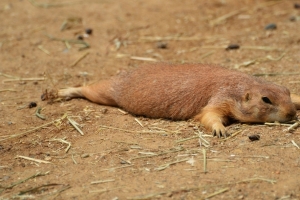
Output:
top-left (244, 92), bottom-right (251, 102)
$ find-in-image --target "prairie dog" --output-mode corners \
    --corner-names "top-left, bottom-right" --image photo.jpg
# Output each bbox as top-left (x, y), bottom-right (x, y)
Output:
top-left (58, 63), bottom-right (299, 137)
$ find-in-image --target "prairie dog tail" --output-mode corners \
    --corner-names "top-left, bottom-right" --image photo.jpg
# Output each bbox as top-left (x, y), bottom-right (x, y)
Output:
top-left (58, 79), bottom-right (117, 106)
top-left (291, 94), bottom-right (300, 109)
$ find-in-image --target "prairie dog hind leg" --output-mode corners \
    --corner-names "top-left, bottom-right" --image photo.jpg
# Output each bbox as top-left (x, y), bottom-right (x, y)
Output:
top-left (58, 79), bottom-right (117, 106)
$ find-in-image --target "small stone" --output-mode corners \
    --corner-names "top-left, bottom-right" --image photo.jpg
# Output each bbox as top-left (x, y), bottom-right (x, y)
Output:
top-left (248, 134), bottom-right (260, 141)
top-left (77, 35), bottom-right (84, 40)
top-left (85, 28), bottom-right (93, 35)
top-left (265, 23), bottom-right (277, 30)
top-left (226, 44), bottom-right (240, 50)
top-left (28, 102), bottom-right (37, 108)
top-left (101, 108), bottom-right (108, 114)
top-left (156, 41), bottom-right (168, 49)
top-left (120, 160), bottom-right (127, 164)
top-left (81, 153), bottom-right (90, 158)
top-left (294, 3), bottom-right (300, 9)
top-left (44, 156), bottom-right (52, 161)
top-left (290, 16), bottom-right (296, 21)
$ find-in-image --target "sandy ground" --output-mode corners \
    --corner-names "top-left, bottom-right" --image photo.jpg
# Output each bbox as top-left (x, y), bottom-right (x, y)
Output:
top-left (1, 0), bottom-right (300, 199)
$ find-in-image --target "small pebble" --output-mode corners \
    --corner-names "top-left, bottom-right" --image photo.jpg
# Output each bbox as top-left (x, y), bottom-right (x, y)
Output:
top-left (81, 153), bottom-right (90, 158)
top-left (290, 16), bottom-right (296, 21)
top-left (294, 3), bottom-right (300, 9)
top-left (226, 44), bottom-right (240, 50)
top-left (77, 35), bottom-right (84, 40)
top-left (265, 23), bottom-right (277, 30)
top-left (85, 28), bottom-right (93, 35)
top-left (44, 156), bottom-right (52, 161)
top-left (101, 108), bottom-right (108, 114)
top-left (28, 102), bottom-right (37, 108)
top-left (156, 41), bottom-right (168, 49)
top-left (120, 160), bottom-right (127, 164)
top-left (248, 134), bottom-right (260, 141)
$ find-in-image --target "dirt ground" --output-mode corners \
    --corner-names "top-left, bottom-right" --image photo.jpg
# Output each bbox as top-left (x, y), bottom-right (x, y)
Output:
top-left (1, 0), bottom-right (300, 199)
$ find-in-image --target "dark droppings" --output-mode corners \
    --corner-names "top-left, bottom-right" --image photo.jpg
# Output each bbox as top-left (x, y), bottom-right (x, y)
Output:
top-left (265, 23), bottom-right (277, 30)
top-left (226, 44), bottom-right (240, 50)
top-left (248, 134), bottom-right (260, 141)
top-left (28, 102), bottom-right (37, 108)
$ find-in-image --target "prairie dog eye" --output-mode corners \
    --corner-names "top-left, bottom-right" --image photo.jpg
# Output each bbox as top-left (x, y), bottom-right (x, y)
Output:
top-left (262, 96), bottom-right (272, 104)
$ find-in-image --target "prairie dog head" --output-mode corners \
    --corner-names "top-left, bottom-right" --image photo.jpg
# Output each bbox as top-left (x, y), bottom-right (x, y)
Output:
top-left (235, 84), bottom-right (296, 123)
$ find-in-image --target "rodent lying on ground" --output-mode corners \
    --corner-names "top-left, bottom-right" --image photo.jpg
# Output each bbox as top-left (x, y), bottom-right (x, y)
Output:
top-left (58, 63), bottom-right (300, 137)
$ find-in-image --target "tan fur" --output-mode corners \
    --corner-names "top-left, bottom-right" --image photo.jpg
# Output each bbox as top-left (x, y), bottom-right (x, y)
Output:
top-left (58, 63), bottom-right (299, 137)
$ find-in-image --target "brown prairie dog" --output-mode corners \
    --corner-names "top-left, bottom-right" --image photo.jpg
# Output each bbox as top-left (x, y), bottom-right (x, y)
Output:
top-left (58, 63), bottom-right (300, 137)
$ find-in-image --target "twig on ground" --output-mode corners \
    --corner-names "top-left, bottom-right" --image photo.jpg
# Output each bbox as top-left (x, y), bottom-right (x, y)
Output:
top-left (287, 122), bottom-right (300, 132)
top-left (130, 56), bottom-right (157, 62)
top-left (154, 158), bottom-right (189, 171)
top-left (3, 77), bottom-right (45, 83)
top-left (202, 149), bottom-right (207, 173)
top-left (0, 171), bottom-right (49, 194)
top-left (67, 116), bottom-right (84, 135)
top-left (291, 140), bottom-right (300, 149)
top-left (0, 114), bottom-right (67, 141)
top-left (28, 0), bottom-right (84, 8)
top-left (35, 107), bottom-right (46, 120)
top-left (204, 188), bottom-right (230, 199)
top-left (134, 118), bottom-right (144, 127)
top-left (70, 52), bottom-right (90, 67)
top-left (100, 165), bottom-right (133, 172)
top-left (16, 155), bottom-right (52, 164)
top-left (46, 34), bottom-right (90, 50)
top-left (222, 130), bottom-right (243, 141)
top-left (37, 45), bottom-right (50, 55)
top-left (91, 179), bottom-right (115, 185)
top-left (48, 138), bottom-right (71, 153)
top-left (130, 147), bottom-right (184, 161)
top-left (0, 89), bottom-right (17, 92)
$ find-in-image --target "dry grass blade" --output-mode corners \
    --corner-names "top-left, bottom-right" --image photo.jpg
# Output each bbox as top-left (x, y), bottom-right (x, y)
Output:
top-left (287, 122), bottom-right (299, 132)
top-left (100, 165), bottom-right (133, 172)
top-left (91, 179), bottom-right (115, 185)
top-left (222, 130), bottom-right (243, 141)
top-left (202, 149), bottom-right (207, 173)
top-left (130, 147), bottom-right (184, 161)
top-left (37, 45), bottom-right (50, 55)
top-left (19, 183), bottom-right (62, 195)
top-left (254, 72), bottom-right (300, 77)
top-left (130, 56), bottom-right (157, 62)
top-left (46, 34), bottom-right (90, 50)
top-left (199, 51), bottom-right (215, 60)
top-left (0, 171), bottom-right (49, 193)
top-left (154, 158), bottom-right (189, 171)
top-left (204, 188), bottom-right (230, 199)
top-left (238, 177), bottom-right (276, 184)
top-left (3, 77), bottom-right (46, 83)
top-left (28, 0), bottom-right (84, 8)
top-left (0, 72), bottom-right (19, 78)
top-left (100, 124), bottom-right (180, 135)
top-left (291, 140), bottom-right (300, 149)
top-left (70, 52), bottom-right (90, 67)
top-left (35, 107), bottom-right (46, 120)
top-left (134, 118), bottom-right (144, 127)
top-left (48, 138), bottom-right (71, 153)
top-left (16, 155), bottom-right (52, 164)
top-left (210, 8), bottom-right (246, 26)
top-left (176, 135), bottom-right (199, 143)
top-left (0, 114), bottom-right (66, 141)
top-left (0, 89), bottom-right (17, 92)
top-left (127, 192), bottom-right (166, 200)
top-left (67, 116), bottom-right (84, 135)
